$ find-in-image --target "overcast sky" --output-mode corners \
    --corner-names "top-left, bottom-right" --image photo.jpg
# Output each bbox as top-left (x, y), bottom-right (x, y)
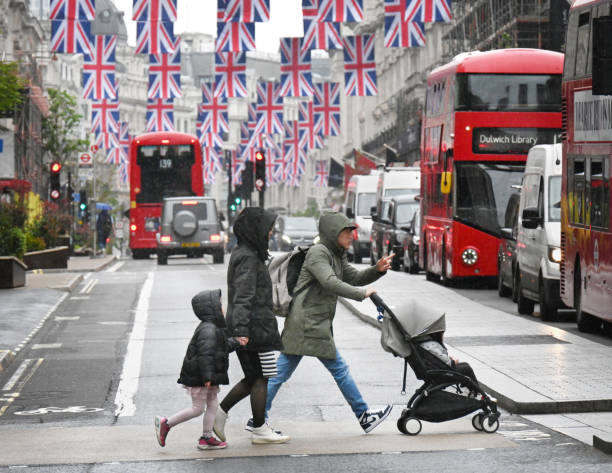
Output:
top-left (113, 0), bottom-right (303, 53)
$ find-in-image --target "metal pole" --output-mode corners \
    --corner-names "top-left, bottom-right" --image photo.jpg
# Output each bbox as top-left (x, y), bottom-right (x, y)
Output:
top-left (259, 189), bottom-right (264, 208)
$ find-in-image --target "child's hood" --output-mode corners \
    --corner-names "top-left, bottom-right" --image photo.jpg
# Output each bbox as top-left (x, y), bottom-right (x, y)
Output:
top-left (191, 289), bottom-right (225, 327)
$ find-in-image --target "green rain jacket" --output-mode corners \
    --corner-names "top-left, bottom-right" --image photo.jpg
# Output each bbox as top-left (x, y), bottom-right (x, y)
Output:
top-left (281, 211), bottom-right (384, 359)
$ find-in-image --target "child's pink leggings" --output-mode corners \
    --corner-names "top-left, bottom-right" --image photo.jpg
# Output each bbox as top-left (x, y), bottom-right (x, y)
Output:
top-left (167, 386), bottom-right (219, 436)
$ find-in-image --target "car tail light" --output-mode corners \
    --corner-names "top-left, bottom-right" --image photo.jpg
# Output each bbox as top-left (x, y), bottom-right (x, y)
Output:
top-left (181, 200), bottom-right (198, 205)
top-left (210, 234), bottom-right (221, 241)
top-left (160, 235), bottom-right (172, 243)
top-left (130, 224), bottom-right (137, 232)
top-left (352, 229), bottom-right (359, 240)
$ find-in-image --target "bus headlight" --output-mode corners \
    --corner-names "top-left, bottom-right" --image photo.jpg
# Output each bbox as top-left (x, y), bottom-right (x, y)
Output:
top-left (461, 248), bottom-right (478, 266)
top-left (548, 246), bottom-right (562, 263)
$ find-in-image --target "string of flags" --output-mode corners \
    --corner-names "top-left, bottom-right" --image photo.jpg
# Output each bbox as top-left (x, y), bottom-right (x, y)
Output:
top-left (49, 0), bottom-right (452, 187)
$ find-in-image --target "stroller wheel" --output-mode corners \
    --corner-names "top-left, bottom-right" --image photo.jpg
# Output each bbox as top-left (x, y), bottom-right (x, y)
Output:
top-left (472, 413), bottom-right (484, 431)
top-left (481, 414), bottom-right (500, 434)
top-left (398, 416), bottom-right (422, 436)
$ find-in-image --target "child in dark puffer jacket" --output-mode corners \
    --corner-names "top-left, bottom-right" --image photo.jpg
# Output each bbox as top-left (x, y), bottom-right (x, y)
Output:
top-left (154, 289), bottom-right (239, 450)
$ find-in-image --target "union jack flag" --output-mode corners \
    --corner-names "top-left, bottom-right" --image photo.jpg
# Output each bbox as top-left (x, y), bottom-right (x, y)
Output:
top-left (216, 21), bottom-right (256, 52)
top-left (421, 0), bottom-right (452, 23)
top-left (301, 0), bottom-right (342, 51)
top-left (214, 52), bottom-right (247, 98)
top-left (91, 98), bottom-right (119, 134)
top-left (146, 98), bottom-right (175, 132)
top-left (82, 35), bottom-right (117, 100)
top-left (105, 147), bottom-right (122, 165)
top-left (232, 150), bottom-right (247, 185)
top-left (298, 101), bottom-right (324, 150)
top-left (279, 38), bottom-right (314, 97)
top-left (119, 121), bottom-right (130, 160)
top-left (256, 81), bottom-right (284, 135)
top-left (314, 159), bottom-right (329, 187)
top-left (105, 123), bottom-right (129, 165)
top-left (384, 0), bottom-right (425, 48)
top-left (218, 0), bottom-right (270, 22)
top-left (283, 120), bottom-right (307, 186)
top-left (118, 161), bottom-right (129, 184)
top-left (343, 35), bottom-right (377, 96)
top-left (132, 0), bottom-right (178, 22)
top-left (318, 0), bottom-right (363, 22)
top-left (272, 152), bottom-right (285, 183)
top-left (203, 147), bottom-right (221, 185)
top-left (199, 82), bottom-right (229, 135)
top-left (148, 38), bottom-right (181, 99)
top-left (198, 130), bottom-right (224, 148)
top-left (313, 82), bottom-right (341, 136)
top-left (94, 132), bottom-right (119, 150)
top-left (135, 21), bottom-right (177, 55)
top-left (51, 19), bottom-right (94, 55)
top-left (247, 102), bottom-right (264, 136)
top-left (50, 0), bottom-right (96, 20)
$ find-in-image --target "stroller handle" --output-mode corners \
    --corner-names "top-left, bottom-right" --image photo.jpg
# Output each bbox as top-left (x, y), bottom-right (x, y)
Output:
top-left (369, 293), bottom-right (384, 307)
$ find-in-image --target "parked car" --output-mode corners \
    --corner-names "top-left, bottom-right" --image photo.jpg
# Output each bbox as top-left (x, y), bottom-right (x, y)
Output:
top-left (156, 197), bottom-right (225, 265)
top-left (515, 144), bottom-right (564, 321)
top-left (344, 174), bottom-right (378, 263)
top-left (369, 197), bottom-right (392, 265)
top-left (381, 196), bottom-right (420, 270)
top-left (497, 192), bottom-right (520, 300)
top-left (270, 216), bottom-right (318, 251)
top-left (402, 207), bottom-right (421, 274)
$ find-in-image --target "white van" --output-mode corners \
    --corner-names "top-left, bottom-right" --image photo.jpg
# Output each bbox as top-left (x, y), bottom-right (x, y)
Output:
top-left (516, 143), bottom-right (564, 321)
top-left (344, 174), bottom-right (378, 263)
top-left (376, 167), bottom-right (421, 205)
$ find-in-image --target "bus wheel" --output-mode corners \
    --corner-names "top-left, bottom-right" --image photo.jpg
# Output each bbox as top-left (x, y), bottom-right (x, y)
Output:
top-left (575, 266), bottom-right (601, 332)
top-left (516, 269), bottom-right (534, 315)
top-left (538, 273), bottom-right (558, 322)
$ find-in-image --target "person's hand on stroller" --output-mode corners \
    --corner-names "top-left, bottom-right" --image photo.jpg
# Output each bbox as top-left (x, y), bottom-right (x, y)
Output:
top-left (365, 286), bottom-right (377, 298)
top-left (375, 253), bottom-right (394, 272)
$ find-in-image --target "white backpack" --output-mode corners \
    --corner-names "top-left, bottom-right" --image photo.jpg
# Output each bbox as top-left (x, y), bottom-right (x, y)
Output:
top-left (268, 246), bottom-right (313, 317)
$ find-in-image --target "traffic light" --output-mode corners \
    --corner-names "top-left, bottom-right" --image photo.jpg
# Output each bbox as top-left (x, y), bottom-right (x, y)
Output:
top-left (234, 195), bottom-right (242, 206)
top-left (49, 162), bottom-right (61, 200)
top-left (255, 151), bottom-right (266, 191)
top-left (79, 188), bottom-right (89, 222)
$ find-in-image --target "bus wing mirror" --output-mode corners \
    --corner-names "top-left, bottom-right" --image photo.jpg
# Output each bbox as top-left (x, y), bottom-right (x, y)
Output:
top-left (592, 16), bottom-right (612, 96)
top-left (440, 171), bottom-right (452, 195)
top-left (521, 207), bottom-right (541, 229)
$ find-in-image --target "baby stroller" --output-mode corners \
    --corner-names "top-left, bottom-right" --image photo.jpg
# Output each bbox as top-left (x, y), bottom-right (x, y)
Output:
top-left (370, 294), bottom-right (500, 436)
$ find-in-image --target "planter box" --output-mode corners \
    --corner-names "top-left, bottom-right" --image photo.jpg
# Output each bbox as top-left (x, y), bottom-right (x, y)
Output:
top-left (0, 256), bottom-right (27, 289)
top-left (23, 246), bottom-right (69, 270)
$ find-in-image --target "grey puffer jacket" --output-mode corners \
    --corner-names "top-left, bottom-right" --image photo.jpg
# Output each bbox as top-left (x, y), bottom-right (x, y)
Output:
top-left (281, 211), bottom-right (384, 359)
top-left (226, 208), bottom-right (283, 352)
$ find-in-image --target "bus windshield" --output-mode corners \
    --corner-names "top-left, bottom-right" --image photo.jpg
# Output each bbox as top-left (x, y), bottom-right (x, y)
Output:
top-left (456, 74), bottom-right (561, 112)
top-left (454, 163), bottom-right (525, 236)
top-left (136, 144), bottom-right (195, 203)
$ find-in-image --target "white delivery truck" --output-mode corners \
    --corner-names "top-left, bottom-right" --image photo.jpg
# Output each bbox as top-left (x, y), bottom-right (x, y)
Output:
top-left (344, 173), bottom-right (378, 263)
top-left (515, 143), bottom-right (564, 321)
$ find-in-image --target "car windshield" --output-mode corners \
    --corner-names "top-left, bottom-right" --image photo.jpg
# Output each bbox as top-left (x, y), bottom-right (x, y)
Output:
top-left (454, 162), bottom-right (525, 237)
top-left (357, 193), bottom-right (376, 216)
top-left (284, 218), bottom-right (317, 232)
top-left (396, 202), bottom-right (419, 225)
top-left (385, 189), bottom-right (417, 198)
top-left (548, 176), bottom-right (561, 222)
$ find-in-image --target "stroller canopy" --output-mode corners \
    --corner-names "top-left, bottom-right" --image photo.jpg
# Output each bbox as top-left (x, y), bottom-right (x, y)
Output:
top-left (381, 299), bottom-right (446, 358)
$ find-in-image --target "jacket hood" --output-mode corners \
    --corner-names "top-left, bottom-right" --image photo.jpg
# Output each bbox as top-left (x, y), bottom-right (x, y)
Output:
top-left (318, 211), bottom-right (356, 254)
top-left (233, 207), bottom-right (276, 261)
top-left (191, 289), bottom-right (225, 327)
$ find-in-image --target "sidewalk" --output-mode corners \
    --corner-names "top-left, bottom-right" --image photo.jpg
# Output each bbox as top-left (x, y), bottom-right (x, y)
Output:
top-left (0, 255), bottom-right (116, 372)
top-left (339, 269), bottom-right (612, 452)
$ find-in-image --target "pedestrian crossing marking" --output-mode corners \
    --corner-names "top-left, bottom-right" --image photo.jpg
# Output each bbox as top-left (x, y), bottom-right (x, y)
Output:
top-left (32, 343), bottom-right (62, 350)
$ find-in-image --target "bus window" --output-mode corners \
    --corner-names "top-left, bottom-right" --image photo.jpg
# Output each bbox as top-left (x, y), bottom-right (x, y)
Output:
top-left (575, 11), bottom-right (591, 77)
top-left (564, 11), bottom-right (579, 79)
top-left (570, 158), bottom-right (586, 226)
top-left (590, 158), bottom-right (609, 229)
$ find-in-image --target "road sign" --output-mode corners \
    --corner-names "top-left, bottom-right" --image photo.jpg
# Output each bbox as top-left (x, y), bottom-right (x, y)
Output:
top-left (255, 178), bottom-right (264, 191)
top-left (79, 153), bottom-right (93, 168)
top-left (79, 167), bottom-right (93, 180)
top-left (90, 145), bottom-right (98, 153)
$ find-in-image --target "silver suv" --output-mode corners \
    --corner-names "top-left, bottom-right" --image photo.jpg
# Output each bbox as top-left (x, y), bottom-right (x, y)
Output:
top-left (157, 197), bottom-right (225, 265)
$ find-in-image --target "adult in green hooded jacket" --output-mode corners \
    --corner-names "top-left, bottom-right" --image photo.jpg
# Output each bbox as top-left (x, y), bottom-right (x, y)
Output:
top-left (264, 211), bottom-right (395, 434)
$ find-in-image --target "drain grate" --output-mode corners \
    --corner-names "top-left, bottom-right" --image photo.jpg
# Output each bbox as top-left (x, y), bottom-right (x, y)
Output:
top-left (445, 335), bottom-right (570, 347)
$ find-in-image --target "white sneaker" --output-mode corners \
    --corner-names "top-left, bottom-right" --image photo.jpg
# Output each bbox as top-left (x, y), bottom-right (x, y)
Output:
top-left (359, 405), bottom-right (392, 433)
top-left (251, 423), bottom-right (290, 444)
top-left (213, 407), bottom-right (228, 442)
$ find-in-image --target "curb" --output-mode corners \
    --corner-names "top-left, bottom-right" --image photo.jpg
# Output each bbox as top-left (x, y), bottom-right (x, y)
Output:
top-left (51, 274), bottom-right (84, 292)
top-left (339, 298), bottom-right (612, 416)
top-left (593, 434), bottom-right (612, 455)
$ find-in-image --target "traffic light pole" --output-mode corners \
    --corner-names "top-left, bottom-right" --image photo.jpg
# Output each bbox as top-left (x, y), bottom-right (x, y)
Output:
top-left (259, 189), bottom-right (264, 208)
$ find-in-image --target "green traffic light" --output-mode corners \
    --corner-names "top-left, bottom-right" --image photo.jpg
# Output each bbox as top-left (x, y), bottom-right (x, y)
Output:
top-left (230, 204), bottom-right (237, 211)
top-left (234, 196), bottom-right (241, 205)
top-left (79, 202), bottom-right (87, 211)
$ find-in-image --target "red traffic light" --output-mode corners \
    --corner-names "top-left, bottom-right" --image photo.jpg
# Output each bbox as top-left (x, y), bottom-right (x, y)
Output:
top-left (255, 151), bottom-right (264, 161)
top-left (50, 162), bottom-right (62, 173)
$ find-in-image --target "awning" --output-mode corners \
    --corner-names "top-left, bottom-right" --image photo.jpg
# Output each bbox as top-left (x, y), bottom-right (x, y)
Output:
top-left (0, 179), bottom-right (32, 194)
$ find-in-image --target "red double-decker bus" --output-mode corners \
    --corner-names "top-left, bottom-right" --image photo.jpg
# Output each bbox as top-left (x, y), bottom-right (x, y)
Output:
top-left (560, 0), bottom-right (612, 332)
top-left (129, 131), bottom-right (204, 258)
top-left (420, 49), bottom-right (564, 283)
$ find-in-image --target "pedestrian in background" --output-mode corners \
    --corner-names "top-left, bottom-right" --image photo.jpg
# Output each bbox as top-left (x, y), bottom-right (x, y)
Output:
top-left (213, 207), bottom-right (290, 445)
top-left (96, 209), bottom-right (112, 252)
top-left (263, 211), bottom-right (394, 434)
top-left (154, 289), bottom-right (238, 450)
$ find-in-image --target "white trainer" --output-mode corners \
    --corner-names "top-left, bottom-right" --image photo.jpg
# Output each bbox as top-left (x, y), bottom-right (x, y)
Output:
top-left (251, 423), bottom-right (290, 444)
top-left (213, 407), bottom-right (228, 442)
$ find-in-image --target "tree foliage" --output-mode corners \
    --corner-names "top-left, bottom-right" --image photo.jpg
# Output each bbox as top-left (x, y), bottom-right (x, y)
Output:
top-left (0, 61), bottom-right (26, 114)
top-left (42, 88), bottom-right (89, 167)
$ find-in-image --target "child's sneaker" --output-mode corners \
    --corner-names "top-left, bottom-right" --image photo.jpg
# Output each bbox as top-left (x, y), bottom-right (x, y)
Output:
top-left (197, 435), bottom-right (227, 450)
top-left (154, 416), bottom-right (170, 447)
top-left (359, 405), bottom-right (392, 433)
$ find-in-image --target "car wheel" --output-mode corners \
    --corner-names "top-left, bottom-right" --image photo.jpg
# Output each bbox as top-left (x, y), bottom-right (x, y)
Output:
top-left (497, 260), bottom-right (511, 298)
top-left (157, 252), bottom-right (168, 265)
top-left (538, 273), bottom-right (558, 322)
top-left (516, 269), bottom-right (535, 315)
top-left (213, 250), bottom-right (224, 264)
top-left (575, 265), bottom-right (601, 332)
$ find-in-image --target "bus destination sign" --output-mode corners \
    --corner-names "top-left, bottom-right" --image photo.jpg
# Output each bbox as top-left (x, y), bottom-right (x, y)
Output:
top-left (473, 128), bottom-right (561, 155)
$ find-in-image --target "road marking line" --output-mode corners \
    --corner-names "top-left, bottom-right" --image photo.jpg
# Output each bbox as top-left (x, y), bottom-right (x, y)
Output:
top-left (85, 279), bottom-right (98, 293)
top-left (98, 321), bottom-right (128, 325)
top-left (70, 296), bottom-right (90, 300)
top-left (2, 359), bottom-right (43, 391)
top-left (32, 343), bottom-right (62, 350)
top-left (80, 279), bottom-right (95, 294)
top-left (114, 272), bottom-right (154, 417)
top-left (107, 262), bottom-right (125, 272)
top-left (0, 406), bottom-right (8, 416)
top-left (55, 316), bottom-right (80, 321)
